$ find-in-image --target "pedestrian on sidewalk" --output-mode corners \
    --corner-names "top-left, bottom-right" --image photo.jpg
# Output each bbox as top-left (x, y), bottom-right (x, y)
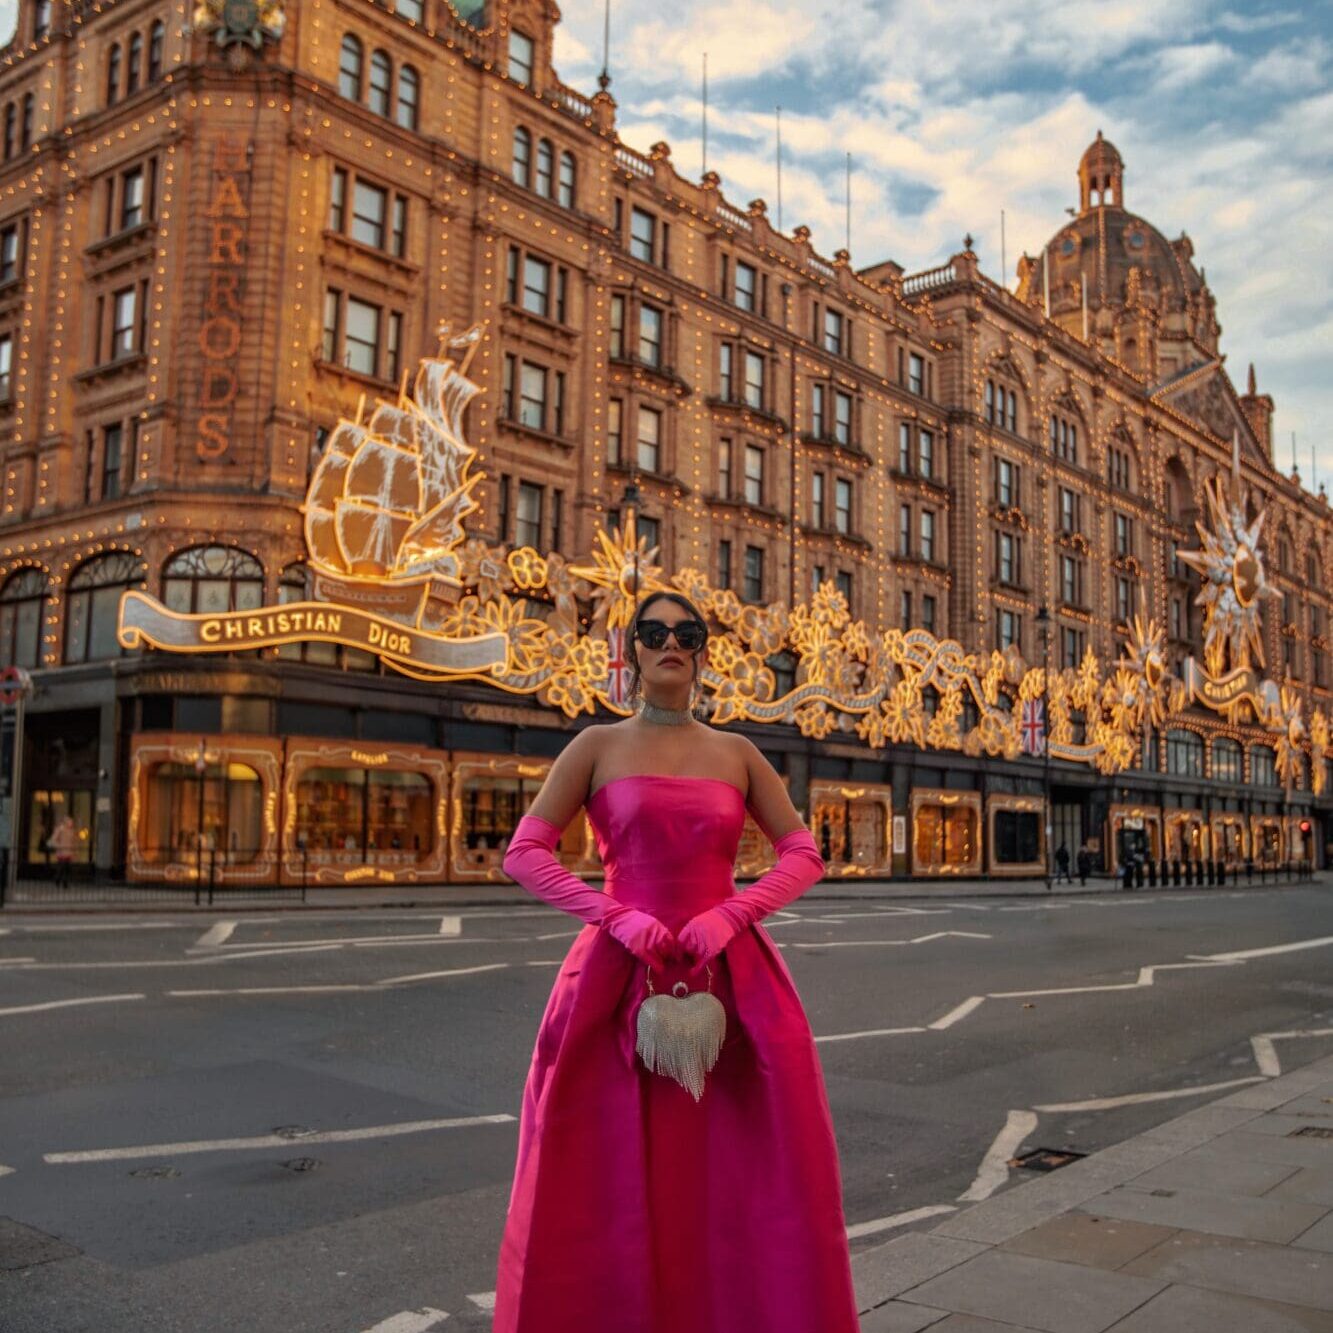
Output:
top-left (1076, 842), bottom-right (1092, 886)
top-left (495, 590), bottom-right (859, 1333)
top-left (47, 815), bottom-right (79, 889)
top-left (1054, 841), bottom-right (1071, 883)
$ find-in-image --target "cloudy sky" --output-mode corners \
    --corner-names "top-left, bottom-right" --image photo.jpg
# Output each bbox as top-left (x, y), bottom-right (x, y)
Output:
top-left (554, 0), bottom-right (1331, 482)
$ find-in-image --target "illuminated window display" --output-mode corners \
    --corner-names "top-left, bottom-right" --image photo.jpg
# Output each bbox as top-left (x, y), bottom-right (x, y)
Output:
top-left (911, 790), bottom-right (981, 876)
top-left (1211, 815), bottom-right (1248, 864)
top-left (295, 767), bottom-right (433, 863)
top-left (142, 760), bottom-right (263, 864)
top-left (455, 769), bottom-right (547, 873)
top-left (1108, 805), bottom-right (1162, 872)
top-left (809, 781), bottom-right (892, 876)
top-left (1251, 816), bottom-right (1282, 864)
top-left (27, 789), bottom-right (94, 866)
top-left (1165, 811), bottom-right (1208, 861)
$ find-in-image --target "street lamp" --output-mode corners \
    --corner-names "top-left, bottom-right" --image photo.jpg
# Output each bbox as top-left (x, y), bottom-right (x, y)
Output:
top-left (1036, 604), bottom-right (1052, 891)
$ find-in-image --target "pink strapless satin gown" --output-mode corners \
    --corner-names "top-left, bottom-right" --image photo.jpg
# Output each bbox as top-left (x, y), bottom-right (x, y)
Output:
top-left (494, 775), bottom-right (860, 1333)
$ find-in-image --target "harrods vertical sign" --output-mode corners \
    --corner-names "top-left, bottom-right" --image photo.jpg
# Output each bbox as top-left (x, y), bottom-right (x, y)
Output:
top-left (196, 140), bottom-right (254, 461)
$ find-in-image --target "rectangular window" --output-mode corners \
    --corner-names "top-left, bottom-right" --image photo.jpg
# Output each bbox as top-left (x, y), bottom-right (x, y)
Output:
top-left (811, 383), bottom-right (825, 437)
top-left (918, 429), bottom-right (933, 480)
top-left (0, 332), bottom-right (11, 399)
top-left (386, 310), bottom-right (402, 383)
top-left (1061, 554), bottom-right (1081, 606)
top-left (734, 260), bottom-right (756, 311)
top-left (898, 422), bottom-right (912, 473)
top-left (329, 166), bottom-right (347, 230)
top-left (502, 354), bottom-right (516, 418)
top-left (508, 30), bottom-right (535, 85)
top-left (120, 165), bottom-right (145, 230)
top-left (835, 570), bottom-right (852, 606)
top-left (908, 352), bottom-right (924, 395)
top-left (391, 195), bottom-right (407, 257)
top-left (518, 361), bottom-right (546, 430)
top-left (920, 509), bottom-right (936, 563)
top-left (101, 422), bottom-right (123, 499)
top-left (899, 503), bottom-right (911, 556)
top-left (743, 545), bottom-right (763, 602)
top-left (999, 532), bottom-right (1016, 584)
top-left (922, 595), bottom-right (936, 634)
top-left (1116, 575), bottom-right (1133, 623)
top-left (744, 443), bottom-right (763, 505)
top-left (639, 305), bottom-right (662, 367)
top-left (552, 370), bottom-right (565, 436)
top-left (515, 480), bottom-right (543, 547)
top-left (522, 255), bottom-right (551, 317)
top-left (351, 179), bottom-right (387, 248)
top-left (1062, 626), bottom-right (1084, 669)
top-left (322, 288), bottom-right (340, 362)
top-left (607, 398), bottom-right (622, 464)
top-left (609, 294), bottom-right (625, 358)
top-left (636, 405), bottom-right (661, 472)
top-left (0, 223), bottom-right (19, 285)
top-left (812, 564), bottom-right (826, 596)
top-left (900, 590), bottom-right (912, 629)
top-left (717, 437), bottom-right (731, 498)
top-left (1170, 596), bottom-right (1182, 640)
top-left (719, 343), bottom-right (733, 400)
top-left (834, 391), bottom-right (852, 445)
top-left (834, 477), bottom-right (851, 534)
top-left (344, 296), bottom-right (381, 376)
top-left (718, 539), bottom-right (732, 590)
top-left (811, 470), bottom-right (825, 527)
top-left (1115, 512), bottom-right (1132, 556)
top-left (505, 247), bottom-right (519, 304)
top-left (998, 609), bottom-right (1020, 650)
top-left (630, 206), bottom-right (655, 263)
top-left (823, 308), bottom-right (843, 355)
top-left (996, 458), bottom-right (1017, 507)
top-left (743, 351), bottom-right (764, 409)
top-left (110, 285), bottom-right (136, 357)
top-left (1059, 487), bottom-right (1077, 533)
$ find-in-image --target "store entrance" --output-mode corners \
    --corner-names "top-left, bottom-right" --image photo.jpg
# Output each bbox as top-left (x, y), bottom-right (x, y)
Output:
top-left (23, 710), bottom-right (99, 875)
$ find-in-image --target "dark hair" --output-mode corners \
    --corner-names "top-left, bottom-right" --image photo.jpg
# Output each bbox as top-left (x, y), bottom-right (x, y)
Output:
top-left (625, 590), bottom-right (709, 707)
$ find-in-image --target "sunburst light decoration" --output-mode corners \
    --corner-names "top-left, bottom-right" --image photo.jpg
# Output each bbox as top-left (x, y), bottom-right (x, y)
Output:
top-left (1178, 469), bottom-right (1280, 675)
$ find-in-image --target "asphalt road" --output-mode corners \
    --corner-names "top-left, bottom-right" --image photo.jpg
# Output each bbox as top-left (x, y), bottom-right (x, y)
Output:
top-left (1, 883), bottom-right (1331, 1332)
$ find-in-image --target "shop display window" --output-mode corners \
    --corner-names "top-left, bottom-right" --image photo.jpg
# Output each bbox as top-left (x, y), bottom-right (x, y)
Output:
top-left (914, 804), bottom-right (976, 869)
top-left (27, 789), bottom-right (94, 865)
top-left (1214, 819), bottom-right (1246, 863)
top-left (993, 810), bottom-right (1040, 865)
top-left (296, 766), bottom-right (433, 863)
top-left (1255, 822), bottom-right (1282, 863)
top-left (458, 773), bottom-right (546, 865)
top-left (142, 761), bottom-right (263, 864)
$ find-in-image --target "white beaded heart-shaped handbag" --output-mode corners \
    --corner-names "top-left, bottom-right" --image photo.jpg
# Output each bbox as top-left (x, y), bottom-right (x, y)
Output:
top-left (634, 964), bottom-right (726, 1103)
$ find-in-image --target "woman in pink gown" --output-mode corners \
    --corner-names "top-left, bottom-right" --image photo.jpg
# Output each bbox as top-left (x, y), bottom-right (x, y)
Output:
top-left (495, 591), bottom-right (860, 1333)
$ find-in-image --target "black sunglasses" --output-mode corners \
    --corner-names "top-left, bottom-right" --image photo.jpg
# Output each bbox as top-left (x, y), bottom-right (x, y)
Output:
top-left (635, 618), bottom-right (707, 651)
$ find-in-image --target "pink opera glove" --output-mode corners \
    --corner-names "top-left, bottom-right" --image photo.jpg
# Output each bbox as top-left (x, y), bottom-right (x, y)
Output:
top-left (502, 812), bottom-right (679, 969)
top-left (679, 827), bottom-right (826, 975)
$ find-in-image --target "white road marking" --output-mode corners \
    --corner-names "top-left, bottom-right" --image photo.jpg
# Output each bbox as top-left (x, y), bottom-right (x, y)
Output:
top-left (467, 1292), bottom-right (496, 1312)
top-left (533, 931), bottom-right (580, 941)
top-left (930, 996), bottom-right (986, 1030)
top-left (845, 1204), bottom-right (956, 1240)
top-left (1033, 1075), bottom-right (1266, 1113)
top-left (0, 1163), bottom-right (15, 1178)
top-left (377, 963), bottom-right (510, 985)
top-left (0, 957), bottom-right (36, 965)
top-left (438, 915), bottom-right (461, 936)
top-left (959, 1110), bottom-right (1037, 1202)
top-left (361, 1307), bottom-right (450, 1331)
top-left (194, 920), bottom-right (236, 949)
top-left (1194, 935), bottom-right (1333, 962)
top-left (524, 960), bottom-right (563, 966)
top-left (814, 1025), bottom-right (927, 1044)
top-left (998, 903), bottom-right (1070, 911)
top-left (168, 985), bottom-right (375, 997)
top-left (201, 932), bottom-right (478, 951)
top-left (789, 931), bottom-right (991, 949)
top-left (1250, 1028), bottom-right (1333, 1078)
top-left (0, 993), bottom-right (145, 1018)
top-left (45, 1113), bottom-right (517, 1164)
top-left (5, 921), bottom-right (181, 932)
top-left (16, 944), bottom-right (348, 968)
top-left (989, 959), bottom-right (1239, 999)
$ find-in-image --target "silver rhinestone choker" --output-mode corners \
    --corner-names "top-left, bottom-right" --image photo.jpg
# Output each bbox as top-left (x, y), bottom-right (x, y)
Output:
top-left (638, 698), bottom-right (694, 725)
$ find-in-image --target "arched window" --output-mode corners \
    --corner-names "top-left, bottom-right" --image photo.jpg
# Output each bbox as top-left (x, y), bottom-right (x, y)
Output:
top-left (107, 42), bottom-right (122, 105)
top-left (1107, 432), bottom-right (1135, 492)
top-left (126, 31), bottom-right (143, 94)
top-left (368, 49), bottom-right (392, 117)
top-left (162, 546), bottom-right (263, 615)
top-left (1048, 398), bottom-right (1080, 465)
top-left (338, 34), bottom-right (363, 101)
top-left (0, 567), bottom-right (48, 669)
top-left (65, 553), bottom-right (146, 663)
top-left (511, 126), bottom-right (531, 188)
top-left (1211, 737), bottom-right (1242, 783)
top-left (1306, 552), bottom-right (1320, 588)
top-left (148, 20), bottom-right (164, 83)
top-left (19, 93), bottom-right (32, 152)
top-left (558, 150), bottom-right (576, 208)
top-left (535, 138), bottom-right (554, 197)
top-left (984, 374), bottom-right (1019, 434)
top-left (1165, 728), bottom-right (1203, 777)
top-left (396, 65), bottom-right (419, 130)
top-left (2, 104), bottom-right (13, 161)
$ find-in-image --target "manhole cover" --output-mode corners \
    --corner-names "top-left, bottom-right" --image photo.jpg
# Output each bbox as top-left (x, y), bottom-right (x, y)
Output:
top-left (1009, 1148), bottom-right (1087, 1172)
top-left (281, 1157), bottom-right (321, 1173)
top-left (273, 1125), bottom-right (315, 1140)
top-left (1290, 1125), bottom-right (1333, 1139)
top-left (129, 1166), bottom-right (180, 1179)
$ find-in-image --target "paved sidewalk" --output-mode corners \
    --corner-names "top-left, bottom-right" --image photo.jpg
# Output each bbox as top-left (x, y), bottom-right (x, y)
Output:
top-left (2, 870), bottom-right (1324, 913)
top-left (851, 1051), bottom-right (1333, 1331)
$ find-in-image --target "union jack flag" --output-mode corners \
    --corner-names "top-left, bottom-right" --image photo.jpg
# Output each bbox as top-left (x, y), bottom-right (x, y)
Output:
top-left (1020, 698), bottom-right (1046, 756)
top-left (606, 625), bottom-right (632, 705)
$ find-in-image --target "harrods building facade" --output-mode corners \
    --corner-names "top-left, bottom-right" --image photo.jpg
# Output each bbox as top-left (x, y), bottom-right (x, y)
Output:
top-left (0, 0), bottom-right (1326, 884)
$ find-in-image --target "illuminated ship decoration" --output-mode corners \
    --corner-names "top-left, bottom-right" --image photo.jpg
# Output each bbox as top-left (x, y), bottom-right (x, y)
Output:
top-left (303, 326), bottom-right (485, 625)
top-left (119, 337), bottom-right (1321, 791)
